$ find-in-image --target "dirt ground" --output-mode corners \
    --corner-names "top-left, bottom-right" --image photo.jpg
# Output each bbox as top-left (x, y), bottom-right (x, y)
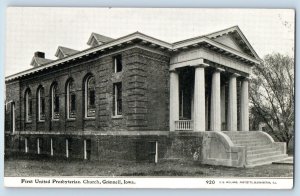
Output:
top-left (4, 157), bottom-right (294, 177)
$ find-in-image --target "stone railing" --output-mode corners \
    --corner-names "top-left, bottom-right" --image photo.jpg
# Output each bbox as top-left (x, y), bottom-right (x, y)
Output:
top-left (175, 120), bottom-right (193, 131)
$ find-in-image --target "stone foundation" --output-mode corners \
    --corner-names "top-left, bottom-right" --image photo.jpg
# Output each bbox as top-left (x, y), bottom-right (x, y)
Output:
top-left (5, 131), bottom-right (285, 168)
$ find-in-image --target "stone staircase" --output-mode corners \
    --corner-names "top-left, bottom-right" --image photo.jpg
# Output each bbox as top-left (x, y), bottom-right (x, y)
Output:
top-left (224, 131), bottom-right (288, 167)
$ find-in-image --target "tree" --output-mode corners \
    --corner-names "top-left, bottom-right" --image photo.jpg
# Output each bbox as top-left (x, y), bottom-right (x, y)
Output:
top-left (250, 53), bottom-right (294, 146)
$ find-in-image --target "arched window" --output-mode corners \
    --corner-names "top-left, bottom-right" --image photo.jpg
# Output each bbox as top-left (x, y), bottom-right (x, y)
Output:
top-left (25, 89), bottom-right (32, 122)
top-left (51, 83), bottom-right (60, 120)
top-left (85, 75), bottom-right (96, 118)
top-left (67, 79), bottom-right (76, 119)
top-left (37, 86), bottom-right (45, 121)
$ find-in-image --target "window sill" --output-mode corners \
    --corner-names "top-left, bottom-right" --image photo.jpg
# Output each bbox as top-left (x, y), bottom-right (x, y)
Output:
top-left (25, 121), bottom-right (32, 124)
top-left (112, 115), bottom-right (123, 119)
top-left (51, 119), bottom-right (60, 122)
top-left (84, 117), bottom-right (96, 121)
top-left (66, 118), bottom-right (76, 122)
top-left (37, 120), bottom-right (45, 123)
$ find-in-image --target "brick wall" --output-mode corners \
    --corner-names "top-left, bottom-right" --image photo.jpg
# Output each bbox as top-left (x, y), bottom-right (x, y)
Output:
top-left (5, 45), bottom-right (170, 134)
top-left (5, 81), bottom-right (21, 133)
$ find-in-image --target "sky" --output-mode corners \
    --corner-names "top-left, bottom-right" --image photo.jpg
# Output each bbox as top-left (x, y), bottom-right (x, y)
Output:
top-left (5, 7), bottom-right (295, 76)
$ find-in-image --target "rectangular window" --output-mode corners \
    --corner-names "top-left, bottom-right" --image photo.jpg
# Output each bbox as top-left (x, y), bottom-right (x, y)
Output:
top-left (148, 141), bottom-right (158, 164)
top-left (113, 55), bottom-right (122, 73)
top-left (113, 83), bottom-right (122, 116)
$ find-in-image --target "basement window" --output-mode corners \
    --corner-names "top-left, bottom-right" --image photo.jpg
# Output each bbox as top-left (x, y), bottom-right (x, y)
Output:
top-left (113, 55), bottom-right (122, 73)
top-left (148, 141), bottom-right (158, 164)
top-left (66, 138), bottom-right (73, 158)
top-left (135, 141), bottom-right (158, 163)
top-left (66, 139), bottom-right (69, 158)
top-left (25, 138), bottom-right (29, 153)
top-left (37, 138), bottom-right (42, 154)
top-left (83, 139), bottom-right (91, 160)
top-left (50, 138), bottom-right (54, 156)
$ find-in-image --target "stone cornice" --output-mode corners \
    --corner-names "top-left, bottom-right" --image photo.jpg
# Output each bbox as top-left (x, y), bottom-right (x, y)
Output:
top-left (6, 30), bottom-right (260, 82)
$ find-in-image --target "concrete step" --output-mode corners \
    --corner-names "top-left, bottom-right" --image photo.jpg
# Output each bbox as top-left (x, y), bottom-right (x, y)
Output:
top-left (225, 132), bottom-right (289, 167)
top-left (247, 150), bottom-right (282, 159)
top-left (273, 157), bottom-right (293, 165)
top-left (231, 140), bottom-right (270, 145)
top-left (247, 147), bottom-right (276, 155)
top-left (228, 137), bottom-right (261, 141)
top-left (234, 142), bottom-right (271, 148)
top-left (247, 154), bottom-right (288, 167)
top-left (230, 137), bottom-right (264, 141)
top-left (245, 144), bottom-right (273, 151)
top-left (225, 132), bottom-right (259, 136)
top-left (228, 135), bottom-right (260, 139)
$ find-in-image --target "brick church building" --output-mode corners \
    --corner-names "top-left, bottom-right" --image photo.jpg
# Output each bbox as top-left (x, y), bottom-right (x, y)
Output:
top-left (5, 26), bottom-right (287, 167)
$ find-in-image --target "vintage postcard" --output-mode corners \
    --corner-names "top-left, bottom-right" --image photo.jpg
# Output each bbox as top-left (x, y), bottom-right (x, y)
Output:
top-left (4, 7), bottom-right (294, 189)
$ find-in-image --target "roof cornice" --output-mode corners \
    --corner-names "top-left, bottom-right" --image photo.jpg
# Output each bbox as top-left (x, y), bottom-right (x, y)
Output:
top-left (5, 29), bottom-right (260, 82)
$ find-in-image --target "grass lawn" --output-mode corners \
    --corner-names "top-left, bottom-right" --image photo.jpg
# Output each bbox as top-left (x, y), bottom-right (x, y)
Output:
top-left (4, 156), bottom-right (293, 178)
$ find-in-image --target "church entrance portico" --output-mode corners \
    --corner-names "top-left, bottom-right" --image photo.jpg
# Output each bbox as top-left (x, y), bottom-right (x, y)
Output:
top-left (170, 60), bottom-right (249, 133)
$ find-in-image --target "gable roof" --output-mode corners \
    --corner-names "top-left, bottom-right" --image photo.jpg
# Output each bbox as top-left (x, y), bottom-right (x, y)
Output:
top-left (205, 26), bottom-right (260, 59)
top-left (30, 56), bottom-right (53, 67)
top-left (55, 46), bottom-right (79, 58)
top-left (173, 26), bottom-right (260, 60)
top-left (87, 32), bottom-right (114, 46)
top-left (6, 26), bottom-right (261, 81)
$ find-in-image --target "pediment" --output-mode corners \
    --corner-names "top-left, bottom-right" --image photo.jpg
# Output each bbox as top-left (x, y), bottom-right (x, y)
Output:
top-left (212, 34), bottom-right (245, 53)
top-left (206, 26), bottom-right (259, 59)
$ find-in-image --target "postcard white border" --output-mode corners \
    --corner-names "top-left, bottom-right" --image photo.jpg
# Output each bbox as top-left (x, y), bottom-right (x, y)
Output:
top-left (1, 1), bottom-right (299, 196)
top-left (4, 177), bottom-right (293, 189)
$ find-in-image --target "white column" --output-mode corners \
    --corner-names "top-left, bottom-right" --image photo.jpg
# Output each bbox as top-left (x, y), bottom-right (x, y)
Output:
top-left (240, 79), bottom-right (249, 131)
top-left (193, 65), bottom-right (207, 132)
top-left (221, 85), bottom-right (226, 130)
top-left (227, 74), bottom-right (238, 131)
top-left (210, 69), bottom-right (222, 131)
top-left (169, 70), bottom-right (179, 131)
